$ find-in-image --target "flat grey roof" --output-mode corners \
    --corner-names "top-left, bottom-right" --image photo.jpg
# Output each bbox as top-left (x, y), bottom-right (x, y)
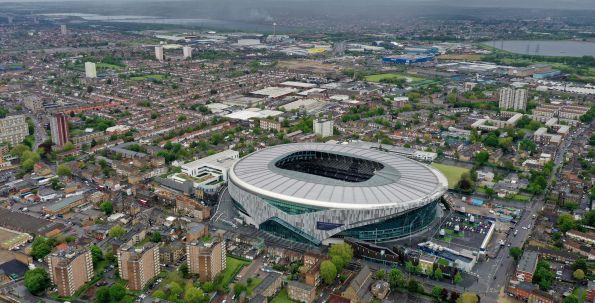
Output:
top-left (230, 143), bottom-right (447, 209)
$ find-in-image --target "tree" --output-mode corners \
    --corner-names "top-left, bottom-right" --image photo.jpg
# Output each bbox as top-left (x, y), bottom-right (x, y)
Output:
top-left (328, 243), bottom-right (353, 272)
top-left (233, 283), bottom-right (247, 296)
top-left (573, 269), bottom-right (585, 280)
top-left (168, 281), bottom-right (184, 297)
top-left (432, 286), bottom-right (443, 298)
top-left (533, 260), bottom-right (554, 291)
top-left (179, 263), bottom-right (190, 279)
top-left (57, 164), bottom-right (71, 176)
top-left (150, 231), bottom-right (162, 243)
top-left (474, 150), bottom-right (490, 166)
top-left (456, 172), bottom-right (475, 193)
top-left (320, 260), bottom-right (338, 284)
top-left (109, 283), bottom-right (126, 301)
top-left (202, 281), bottom-right (215, 293)
top-left (558, 213), bottom-right (576, 233)
top-left (456, 292), bottom-right (479, 303)
top-left (572, 258), bottom-right (587, 272)
top-left (30, 237), bottom-right (56, 260)
top-left (100, 201), bottom-right (113, 215)
top-left (509, 247), bottom-right (523, 261)
top-left (483, 133), bottom-right (499, 148)
top-left (434, 267), bottom-right (443, 280)
top-left (389, 268), bottom-right (405, 289)
top-left (153, 290), bottom-right (167, 300)
top-left (108, 225), bottom-right (126, 238)
top-left (185, 286), bottom-right (205, 303)
top-left (90, 245), bottom-right (104, 265)
top-left (454, 272), bottom-right (462, 285)
top-left (376, 269), bottom-right (385, 280)
top-left (62, 142), bottom-right (75, 152)
top-left (564, 295), bottom-right (579, 303)
top-left (95, 286), bottom-right (111, 303)
top-left (407, 279), bottom-right (420, 293)
top-left (24, 268), bottom-right (50, 295)
top-left (405, 260), bottom-right (415, 273)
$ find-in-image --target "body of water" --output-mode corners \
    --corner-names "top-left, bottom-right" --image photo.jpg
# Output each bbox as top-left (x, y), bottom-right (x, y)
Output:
top-left (487, 40), bottom-right (595, 57)
top-left (39, 13), bottom-right (290, 33)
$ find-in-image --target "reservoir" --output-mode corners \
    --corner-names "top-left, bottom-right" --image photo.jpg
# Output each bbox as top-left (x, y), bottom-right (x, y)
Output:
top-left (487, 40), bottom-right (595, 57)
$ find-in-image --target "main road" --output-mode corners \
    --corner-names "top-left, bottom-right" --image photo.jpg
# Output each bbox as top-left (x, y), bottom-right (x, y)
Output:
top-left (477, 122), bottom-right (590, 303)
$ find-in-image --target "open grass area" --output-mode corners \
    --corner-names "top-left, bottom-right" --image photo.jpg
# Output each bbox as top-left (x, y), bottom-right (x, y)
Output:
top-left (511, 194), bottom-right (531, 202)
top-left (431, 163), bottom-right (470, 188)
top-left (130, 74), bottom-right (166, 81)
top-left (365, 73), bottom-right (424, 83)
top-left (271, 288), bottom-right (297, 303)
top-left (437, 54), bottom-right (482, 61)
top-left (221, 256), bottom-right (251, 287)
top-left (96, 62), bottom-right (125, 70)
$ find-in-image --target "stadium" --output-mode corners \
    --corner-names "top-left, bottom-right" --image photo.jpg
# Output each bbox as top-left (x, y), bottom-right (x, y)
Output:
top-left (228, 143), bottom-right (448, 245)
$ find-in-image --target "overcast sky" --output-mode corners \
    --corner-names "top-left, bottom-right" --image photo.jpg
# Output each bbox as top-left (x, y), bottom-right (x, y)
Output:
top-left (0, 0), bottom-right (593, 8)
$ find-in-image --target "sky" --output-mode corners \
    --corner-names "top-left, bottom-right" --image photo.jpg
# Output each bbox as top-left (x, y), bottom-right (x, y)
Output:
top-left (0, 0), bottom-right (594, 9)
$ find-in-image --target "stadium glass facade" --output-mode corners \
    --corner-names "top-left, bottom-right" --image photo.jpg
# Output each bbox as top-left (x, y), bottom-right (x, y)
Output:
top-left (337, 200), bottom-right (438, 242)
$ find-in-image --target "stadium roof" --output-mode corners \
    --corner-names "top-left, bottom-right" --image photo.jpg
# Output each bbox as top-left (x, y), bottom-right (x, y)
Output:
top-left (230, 143), bottom-right (448, 209)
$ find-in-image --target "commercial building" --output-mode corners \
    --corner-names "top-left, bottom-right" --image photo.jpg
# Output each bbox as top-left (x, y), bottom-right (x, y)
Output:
top-left (118, 243), bottom-right (160, 290)
top-left (382, 55), bottom-right (433, 65)
top-left (313, 119), bottom-right (333, 138)
top-left (498, 87), bottom-right (527, 111)
top-left (47, 249), bottom-right (94, 297)
top-left (507, 64), bottom-right (552, 77)
top-left (50, 113), bottom-right (70, 147)
top-left (43, 195), bottom-right (86, 215)
top-left (84, 62), bottom-right (97, 78)
top-left (0, 115), bottom-right (28, 146)
top-left (228, 143), bottom-right (448, 245)
top-left (155, 46), bottom-right (164, 61)
top-left (60, 24), bottom-right (67, 35)
top-left (287, 281), bottom-right (316, 303)
top-left (186, 237), bottom-right (226, 282)
top-left (178, 149), bottom-right (239, 195)
top-left (182, 46), bottom-right (193, 59)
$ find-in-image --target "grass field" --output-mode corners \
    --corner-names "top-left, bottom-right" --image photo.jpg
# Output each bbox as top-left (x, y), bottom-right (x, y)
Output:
top-left (130, 74), bottom-right (166, 81)
top-left (437, 54), bottom-right (482, 61)
top-left (271, 288), bottom-right (296, 303)
top-left (96, 62), bottom-right (125, 70)
top-left (431, 163), bottom-right (470, 188)
top-left (221, 257), bottom-right (250, 286)
top-left (365, 73), bottom-right (424, 83)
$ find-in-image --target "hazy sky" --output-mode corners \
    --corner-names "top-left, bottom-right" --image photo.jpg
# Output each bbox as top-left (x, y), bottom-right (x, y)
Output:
top-left (0, 0), bottom-right (594, 9)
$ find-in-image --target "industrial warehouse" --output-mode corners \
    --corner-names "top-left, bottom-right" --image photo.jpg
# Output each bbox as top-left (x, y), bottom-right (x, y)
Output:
top-left (228, 143), bottom-right (448, 245)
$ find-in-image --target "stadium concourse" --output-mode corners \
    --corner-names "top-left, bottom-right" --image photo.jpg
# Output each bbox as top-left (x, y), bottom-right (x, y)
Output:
top-left (228, 143), bottom-right (448, 245)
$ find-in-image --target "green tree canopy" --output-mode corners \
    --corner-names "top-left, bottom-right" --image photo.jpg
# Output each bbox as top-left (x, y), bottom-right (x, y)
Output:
top-left (320, 260), bottom-right (337, 284)
top-left (100, 201), bottom-right (113, 215)
top-left (108, 225), bottom-right (126, 238)
top-left (509, 247), bottom-right (523, 261)
top-left (24, 268), bottom-right (51, 295)
top-left (109, 283), bottom-right (126, 301)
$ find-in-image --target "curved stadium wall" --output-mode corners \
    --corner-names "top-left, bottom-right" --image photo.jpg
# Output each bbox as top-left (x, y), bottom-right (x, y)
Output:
top-left (228, 143), bottom-right (448, 245)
